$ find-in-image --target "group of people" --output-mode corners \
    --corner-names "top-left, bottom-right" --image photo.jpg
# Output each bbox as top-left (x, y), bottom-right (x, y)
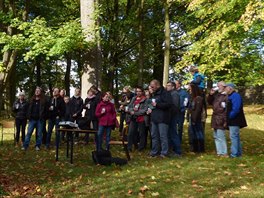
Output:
top-left (13, 67), bottom-right (247, 158)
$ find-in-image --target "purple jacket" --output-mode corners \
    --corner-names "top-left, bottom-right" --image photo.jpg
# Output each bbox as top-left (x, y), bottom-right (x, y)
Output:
top-left (95, 101), bottom-right (116, 126)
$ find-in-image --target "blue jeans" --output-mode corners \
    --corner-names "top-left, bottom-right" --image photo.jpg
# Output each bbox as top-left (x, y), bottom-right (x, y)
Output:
top-left (46, 118), bottom-right (60, 147)
top-left (169, 115), bottom-right (181, 155)
top-left (97, 126), bottom-right (112, 151)
top-left (23, 119), bottom-right (44, 149)
top-left (150, 122), bottom-right (169, 156)
top-left (176, 112), bottom-right (185, 143)
top-left (214, 129), bottom-right (227, 155)
top-left (189, 121), bottom-right (204, 152)
top-left (229, 126), bottom-right (242, 157)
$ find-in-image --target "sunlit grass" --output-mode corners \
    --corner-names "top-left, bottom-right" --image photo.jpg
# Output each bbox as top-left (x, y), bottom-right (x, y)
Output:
top-left (1, 105), bottom-right (264, 197)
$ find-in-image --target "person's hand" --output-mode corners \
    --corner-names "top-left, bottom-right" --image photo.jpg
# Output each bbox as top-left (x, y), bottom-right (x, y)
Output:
top-left (147, 108), bottom-right (152, 114)
top-left (130, 111), bottom-right (135, 115)
top-left (209, 89), bottom-right (215, 95)
top-left (152, 101), bottom-right (157, 107)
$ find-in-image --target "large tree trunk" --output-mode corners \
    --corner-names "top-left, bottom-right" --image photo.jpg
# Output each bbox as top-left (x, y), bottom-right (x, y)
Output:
top-left (163, 0), bottom-right (170, 87)
top-left (80, 0), bottom-right (101, 97)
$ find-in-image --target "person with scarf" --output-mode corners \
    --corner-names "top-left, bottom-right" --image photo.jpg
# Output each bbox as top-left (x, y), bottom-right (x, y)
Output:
top-left (127, 86), bottom-right (148, 152)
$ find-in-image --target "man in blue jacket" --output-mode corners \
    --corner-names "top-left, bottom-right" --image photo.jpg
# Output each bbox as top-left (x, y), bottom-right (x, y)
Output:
top-left (225, 83), bottom-right (247, 158)
top-left (175, 80), bottom-right (189, 143)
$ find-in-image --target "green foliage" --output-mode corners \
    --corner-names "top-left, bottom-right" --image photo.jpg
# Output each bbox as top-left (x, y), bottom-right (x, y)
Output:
top-left (176, 0), bottom-right (264, 86)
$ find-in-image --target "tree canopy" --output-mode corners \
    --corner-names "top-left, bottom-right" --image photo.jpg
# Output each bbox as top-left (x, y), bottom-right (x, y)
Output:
top-left (0, 0), bottom-right (263, 111)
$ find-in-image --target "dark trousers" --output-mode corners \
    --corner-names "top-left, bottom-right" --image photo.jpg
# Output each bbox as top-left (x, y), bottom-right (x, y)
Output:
top-left (128, 121), bottom-right (146, 151)
top-left (15, 118), bottom-right (27, 143)
top-left (176, 112), bottom-right (185, 143)
top-left (84, 120), bottom-right (98, 143)
top-left (169, 115), bottom-right (182, 155)
top-left (119, 111), bottom-right (127, 133)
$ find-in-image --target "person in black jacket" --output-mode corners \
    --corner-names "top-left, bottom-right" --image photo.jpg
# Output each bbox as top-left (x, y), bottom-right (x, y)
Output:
top-left (46, 88), bottom-right (65, 149)
top-left (83, 88), bottom-right (99, 143)
top-left (13, 92), bottom-right (29, 146)
top-left (60, 96), bottom-right (71, 142)
top-left (22, 87), bottom-right (48, 151)
top-left (148, 80), bottom-right (172, 158)
top-left (70, 88), bottom-right (83, 140)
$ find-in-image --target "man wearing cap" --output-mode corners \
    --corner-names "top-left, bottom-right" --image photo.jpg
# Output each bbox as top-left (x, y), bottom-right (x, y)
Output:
top-left (207, 81), bottom-right (228, 157)
top-left (12, 92), bottom-right (29, 146)
top-left (225, 83), bottom-right (247, 158)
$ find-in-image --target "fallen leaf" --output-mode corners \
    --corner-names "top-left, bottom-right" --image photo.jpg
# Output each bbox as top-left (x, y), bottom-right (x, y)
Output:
top-left (152, 192), bottom-right (159, 196)
top-left (140, 185), bottom-right (149, 193)
top-left (240, 185), bottom-right (248, 190)
top-left (128, 189), bottom-right (133, 194)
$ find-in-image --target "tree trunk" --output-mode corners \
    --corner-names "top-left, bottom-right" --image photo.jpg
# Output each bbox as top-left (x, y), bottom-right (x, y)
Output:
top-left (163, 0), bottom-right (170, 87)
top-left (80, 0), bottom-right (101, 97)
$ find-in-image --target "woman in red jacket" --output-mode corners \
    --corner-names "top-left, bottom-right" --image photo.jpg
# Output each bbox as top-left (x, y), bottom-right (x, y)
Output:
top-left (95, 92), bottom-right (117, 151)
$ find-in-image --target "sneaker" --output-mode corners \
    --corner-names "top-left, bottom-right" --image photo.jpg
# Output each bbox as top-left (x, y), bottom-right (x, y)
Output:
top-left (21, 147), bottom-right (26, 151)
top-left (35, 146), bottom-right (40, 151)
top-left (148, 153), bottom-right (157, 158)
top-left (159, 154), bottom-right (167, 158)
top-left (171, 153), bottom-right (182, 158)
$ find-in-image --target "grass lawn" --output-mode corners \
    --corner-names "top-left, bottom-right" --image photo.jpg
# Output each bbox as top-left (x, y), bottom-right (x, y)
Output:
top-left (0, 105), bottom-right (264, 197)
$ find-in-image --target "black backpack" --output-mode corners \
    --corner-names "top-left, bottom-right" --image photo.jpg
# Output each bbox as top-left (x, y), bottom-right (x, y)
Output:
top-left (92, 150), bottom-right (112, 165)
top-left (92, 150), bottom-right (128, 166)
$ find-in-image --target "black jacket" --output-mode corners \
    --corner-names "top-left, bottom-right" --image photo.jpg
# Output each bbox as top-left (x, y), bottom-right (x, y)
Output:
top-left (13, 100), bottom-right (29, 119)
top-left (70, 96), bottom-right (83, 119)
top-left (47, 96), bottom-right (65, 120)
top-left (83, 96), bottom-right (98, 121)
top-left (151, 87), bottom-right (172, 124)
top-left (27, 97), bottom-right (48, 120)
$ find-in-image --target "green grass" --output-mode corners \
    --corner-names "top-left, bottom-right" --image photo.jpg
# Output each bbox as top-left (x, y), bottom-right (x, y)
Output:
top-left (1, 105), bottom-right (264, 197)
